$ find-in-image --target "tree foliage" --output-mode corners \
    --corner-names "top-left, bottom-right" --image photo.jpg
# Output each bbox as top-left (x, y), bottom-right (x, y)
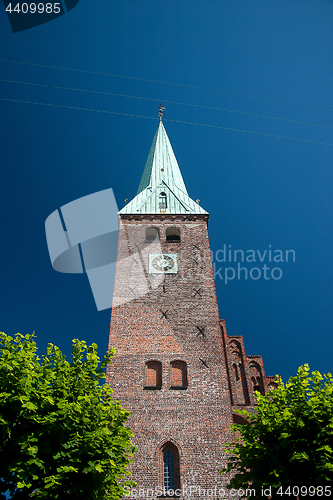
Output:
top-left (223, 364), bottom-right (333, 498)
top-left (0, 333), bottom-right (135, 499)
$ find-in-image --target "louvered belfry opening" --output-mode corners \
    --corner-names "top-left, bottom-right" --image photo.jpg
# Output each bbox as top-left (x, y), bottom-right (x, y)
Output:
top-left (166, 227), bottom-right (180, 243)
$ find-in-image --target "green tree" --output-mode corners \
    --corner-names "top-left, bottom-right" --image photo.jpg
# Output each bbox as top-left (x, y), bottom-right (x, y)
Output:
top-left (0, 333), bottom-right (136, 499)
top-left (223, 365), bottom-right (333, 498)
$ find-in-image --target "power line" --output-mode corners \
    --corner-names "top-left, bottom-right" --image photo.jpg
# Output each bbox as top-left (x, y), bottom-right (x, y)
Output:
top-left (1, 97), bottom-right (332, 147)
top-left (1, 78), bottom-right (332, 131)
top-left (1, 58), bottom-right (333, 112)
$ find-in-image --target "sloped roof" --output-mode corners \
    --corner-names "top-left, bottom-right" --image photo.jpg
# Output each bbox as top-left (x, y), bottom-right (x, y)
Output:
top-left (119, 121), bottom-right (208, 215)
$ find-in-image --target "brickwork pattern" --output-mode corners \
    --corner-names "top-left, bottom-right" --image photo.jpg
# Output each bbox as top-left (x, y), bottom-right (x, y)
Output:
top-left (221, 320), bottom-right (278, 408)
top-left (107, 214), bottom-right (275, 498)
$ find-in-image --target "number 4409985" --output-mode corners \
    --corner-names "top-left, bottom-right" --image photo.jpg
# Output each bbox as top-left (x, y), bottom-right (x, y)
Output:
top-left (6, 3), bottom-right (61, 13)
top-left (276, 486), bottom-right (331, 497)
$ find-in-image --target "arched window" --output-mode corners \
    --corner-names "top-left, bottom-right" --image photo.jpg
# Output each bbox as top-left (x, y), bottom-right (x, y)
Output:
top-left (159, 192), bottom-right (167, 210)
top-left (170, 361), bottom-right (187, 389)
top-left (249, 361), bottom-right (264, 396)
top-left (146, 227), bottom-right (160, 242)
top-left (228, 340), bottom-right (242, 358)
top-left (166, 227), bottom-right (180, 243)
top-left (145, 361), bottom-right (162, 389)
top-left (161, 442), bottom-right (180, 491)
top-left (163, 450), bottom-right (175, 491)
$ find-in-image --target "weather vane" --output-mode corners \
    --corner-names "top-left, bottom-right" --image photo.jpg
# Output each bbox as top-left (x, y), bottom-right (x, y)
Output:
top-left (156, 104), bottom-right (166, 120)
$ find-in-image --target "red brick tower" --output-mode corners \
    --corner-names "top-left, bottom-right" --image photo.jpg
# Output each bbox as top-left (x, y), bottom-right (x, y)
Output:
top-left (107, 117), bottom-right (275, 497)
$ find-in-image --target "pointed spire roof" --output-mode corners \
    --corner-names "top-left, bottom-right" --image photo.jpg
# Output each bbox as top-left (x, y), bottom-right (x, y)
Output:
top-left (119, 121), bottom-right (208, 215)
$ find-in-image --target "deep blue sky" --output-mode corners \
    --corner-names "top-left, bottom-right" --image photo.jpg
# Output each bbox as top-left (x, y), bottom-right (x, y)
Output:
top-left (0, 0), bottom-right (332, 383)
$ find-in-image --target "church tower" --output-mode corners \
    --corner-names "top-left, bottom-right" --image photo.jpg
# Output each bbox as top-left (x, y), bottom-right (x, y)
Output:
top-left (107, 115), bottom-right (275, 496)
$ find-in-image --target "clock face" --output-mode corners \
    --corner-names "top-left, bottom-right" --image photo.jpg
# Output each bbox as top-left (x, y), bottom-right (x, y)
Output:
top-left (149, 253), bottom-right (178, 274)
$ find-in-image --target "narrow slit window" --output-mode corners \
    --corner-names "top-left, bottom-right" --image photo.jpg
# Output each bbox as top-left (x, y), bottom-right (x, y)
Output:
top-left (161, 443), bottom-right (180, 491)
top-left (163, 450), bottom-right (175, 491)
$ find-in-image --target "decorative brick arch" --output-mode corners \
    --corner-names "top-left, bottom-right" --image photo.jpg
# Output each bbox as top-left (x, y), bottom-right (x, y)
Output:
top-left (228, 339), bottom-right (242, 357)
top-left (155, 437), bottom-right (183, 457)
top-left (249, 361), bottom-right (263, 382)
top-left (227, 340), bottom-right (250, 405)
top-left (249, 361), bottom-right (265, 395)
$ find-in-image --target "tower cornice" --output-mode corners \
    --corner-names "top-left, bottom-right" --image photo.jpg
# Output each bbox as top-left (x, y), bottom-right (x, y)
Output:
top-left (120, 213), bottom-right (209, 222)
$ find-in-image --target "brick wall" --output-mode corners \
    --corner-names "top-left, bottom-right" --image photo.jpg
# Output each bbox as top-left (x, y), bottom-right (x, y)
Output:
top-left (107, 214), bottom-right (274, 498)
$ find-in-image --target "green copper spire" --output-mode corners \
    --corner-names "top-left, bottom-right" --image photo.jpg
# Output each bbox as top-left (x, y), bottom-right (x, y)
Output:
top-left (119, 121), bottom-right (208, 215)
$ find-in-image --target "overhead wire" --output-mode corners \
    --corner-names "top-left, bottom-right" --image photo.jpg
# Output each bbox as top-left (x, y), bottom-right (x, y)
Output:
top-left (1, 97), bottom-right (332, 147)
top-left (1, 58), bottom-right (333, 112)
top-left (1, 59), bottom-right (332, 146)
top-left (1, 78), bottom-right (332, 131)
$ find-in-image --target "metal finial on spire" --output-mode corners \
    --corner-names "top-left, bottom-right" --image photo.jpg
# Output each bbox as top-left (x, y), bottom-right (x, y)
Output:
top-left (156, 104), bottom-right (166, 120)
